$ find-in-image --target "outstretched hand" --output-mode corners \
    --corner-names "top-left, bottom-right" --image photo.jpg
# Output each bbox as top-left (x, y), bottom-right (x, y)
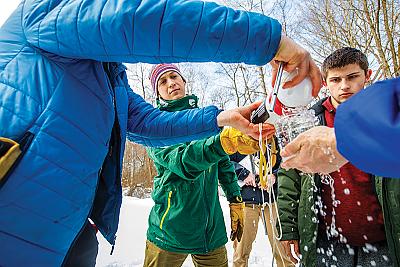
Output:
top-left (217, 101), bottom-right (275, 140)
top-left (280, 126), bottom-right (348, 173)
top-left (271, 35), bottom-right (322, 97)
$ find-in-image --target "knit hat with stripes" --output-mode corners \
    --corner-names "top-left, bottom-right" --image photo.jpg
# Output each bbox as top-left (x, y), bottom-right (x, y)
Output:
top-left (149, 64), bottom-right (186, 97)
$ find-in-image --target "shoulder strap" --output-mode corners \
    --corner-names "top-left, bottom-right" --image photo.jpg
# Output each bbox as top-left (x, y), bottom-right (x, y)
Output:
top-left (310, 97), bottom-right (328, 126)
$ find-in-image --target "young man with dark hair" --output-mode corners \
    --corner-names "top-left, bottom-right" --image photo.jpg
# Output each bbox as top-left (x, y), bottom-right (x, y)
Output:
top-left (277, 47), bottom-right (400, 266)
top-left (321, 47), bottom-right (370, 80)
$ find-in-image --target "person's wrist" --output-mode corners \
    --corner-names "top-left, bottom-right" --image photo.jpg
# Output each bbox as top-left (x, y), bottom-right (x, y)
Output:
top-left (274, 34), bottom-right (287, 59)
top-left (216, 110), bottom-right (230, 127)
top-left (329, 128), bottom-right (348, 168)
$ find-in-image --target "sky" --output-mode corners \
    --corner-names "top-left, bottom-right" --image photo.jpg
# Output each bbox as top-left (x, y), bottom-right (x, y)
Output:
top-left (0, 1), bottom-right (20, 27)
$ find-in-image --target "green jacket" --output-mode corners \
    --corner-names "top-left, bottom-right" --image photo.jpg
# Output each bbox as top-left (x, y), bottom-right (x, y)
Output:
top-left (146, 95), bottom-right (240, 254)
top-left (277, 168), bottom-right (400, 267)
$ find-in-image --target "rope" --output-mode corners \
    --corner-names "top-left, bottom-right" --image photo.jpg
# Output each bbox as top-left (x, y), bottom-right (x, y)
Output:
top-left (257, 124), bottom-right (287, 267)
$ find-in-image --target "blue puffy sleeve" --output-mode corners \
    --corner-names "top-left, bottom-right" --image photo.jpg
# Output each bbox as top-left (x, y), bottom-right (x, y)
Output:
top-left (126, 89), bottom-right (222, 147)
top-left (22, 0), bottom-right (281, 65)
top-left (335, 78), bottom-right (400, 177)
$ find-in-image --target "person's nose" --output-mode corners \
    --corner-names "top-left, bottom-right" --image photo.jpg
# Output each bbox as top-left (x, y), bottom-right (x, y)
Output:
top-left (167, 78), bottom-right (175, 88)
top-left (340, 79), bottom-right (351, 91)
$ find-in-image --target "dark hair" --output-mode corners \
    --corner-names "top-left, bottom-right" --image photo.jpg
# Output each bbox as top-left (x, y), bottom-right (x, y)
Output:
top-left (322, 47), bottom-right (369, 80)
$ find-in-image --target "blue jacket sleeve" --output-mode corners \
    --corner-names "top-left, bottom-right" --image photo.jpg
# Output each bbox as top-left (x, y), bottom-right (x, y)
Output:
top-left (126, 89), bottom-right (222, 147)
top-left (335, 78), bottom-right (400, 177)
top-left (22, 0), bottom-right (281, 65)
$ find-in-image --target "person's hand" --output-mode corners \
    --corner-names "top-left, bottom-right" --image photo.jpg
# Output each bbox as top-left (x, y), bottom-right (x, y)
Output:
top-left (280, 126), bottom-right (348, 174)
top-left (281, 239), bottom-right (300, 264)
top-left (271, 35), bottom-right (322, 97)
top-left (244, 173), bottom-right (257, 187)
top-left (220, 128), bottom-right (260, 155)
top-left (229, 202), bottom-right (244, 242)
top-left (217, 101), bottom-right (275, 140)
top-left (268, 173), bottom-right (276, 186)
top-left (258, 173), bottom-right (276, 191)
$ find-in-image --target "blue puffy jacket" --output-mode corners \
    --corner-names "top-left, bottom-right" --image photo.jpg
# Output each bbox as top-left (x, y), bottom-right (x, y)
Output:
top-left (335, 78), bottom-right (400, 177)
top-left (0, 0), bottom-right (281, 266)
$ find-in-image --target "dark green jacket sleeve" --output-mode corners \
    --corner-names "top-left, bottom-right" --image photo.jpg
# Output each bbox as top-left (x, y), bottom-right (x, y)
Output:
top-left (277, 168), bottom-right (302, 241)
top-left (217, 156), bottom-right (241, 201)
top-left (147, 134), bottom-right (226, 180)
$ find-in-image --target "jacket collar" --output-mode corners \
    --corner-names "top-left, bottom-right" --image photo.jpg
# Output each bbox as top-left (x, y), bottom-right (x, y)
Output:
top-left (322, 97), bottom-right (336, 113)
top-left (157, 95), bottom-right (199, 111)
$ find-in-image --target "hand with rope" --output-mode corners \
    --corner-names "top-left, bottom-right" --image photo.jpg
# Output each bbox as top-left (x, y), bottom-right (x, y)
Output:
top-left (258, 173), bottom-right (276, 191)
top-left (220, 127), bottom-right (275, 155)
top-left (217, 101), bottom-right (276, 140)
top-left (243, 173), bottom-right (257, 187)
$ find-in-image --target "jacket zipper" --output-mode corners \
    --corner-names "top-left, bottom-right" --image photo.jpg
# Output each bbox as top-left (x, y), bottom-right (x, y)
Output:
top-left (107, 63), bottom-right (122, 254)
top-left (160, 191), bottom-right (173, 230)
top-left (64, 62), bottom-right (121, 263)
top-left (202, 170), bottom-right (210, 252)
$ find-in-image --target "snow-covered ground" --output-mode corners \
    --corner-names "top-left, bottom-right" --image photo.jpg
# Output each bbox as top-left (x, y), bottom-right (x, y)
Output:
top-left (96, 196), bottom-right (276, 267)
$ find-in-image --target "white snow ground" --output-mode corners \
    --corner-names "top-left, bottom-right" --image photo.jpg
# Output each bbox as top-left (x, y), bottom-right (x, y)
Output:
top-left (96, 196), bottom-right (277, 267)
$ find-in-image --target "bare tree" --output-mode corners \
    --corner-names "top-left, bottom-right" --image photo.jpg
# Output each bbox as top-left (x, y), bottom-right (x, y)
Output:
top-left (126, 63), bottom-right (153, 101)
top-left (218, 64), bottom-right (242, 106)
top-left (210, 86), bottom-right (235, 109)
top-left (214, 0), bottom-right (295, 107)
top-left (298, 0), bottom-right (399, 79)
top-left (121, 141), bottom-right (156, 197)
top-left (179, 63), bottom-right (211, 106)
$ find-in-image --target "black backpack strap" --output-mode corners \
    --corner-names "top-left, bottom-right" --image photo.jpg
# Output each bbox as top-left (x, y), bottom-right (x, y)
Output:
top-left (310, 97), bottom-right (328, 126)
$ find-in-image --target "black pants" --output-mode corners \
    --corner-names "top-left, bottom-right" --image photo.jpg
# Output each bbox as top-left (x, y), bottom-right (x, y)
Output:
top-left (64, 220), bottom-right (99, 267)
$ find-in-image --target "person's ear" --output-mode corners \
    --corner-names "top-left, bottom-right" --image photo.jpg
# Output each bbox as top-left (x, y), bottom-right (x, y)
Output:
top-left (182, 80), bottom-right (187, 91)
top-left (365, 69), bottom-right (372, 83)
top-left (322, 79), bottom-right (327, 87)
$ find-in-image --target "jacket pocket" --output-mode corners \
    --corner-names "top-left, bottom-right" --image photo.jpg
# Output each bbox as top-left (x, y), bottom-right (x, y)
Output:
top-left (159, 190), bottom-right (173, 230)
top-left (0, 132), bottom-right (35, 188)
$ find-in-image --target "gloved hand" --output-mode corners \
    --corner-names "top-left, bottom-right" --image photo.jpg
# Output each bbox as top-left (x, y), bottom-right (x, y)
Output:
top-left (229, 200), bottom-right (245, 242)
top-left (220, 127), bottom-right (260, 155)
top-left (0, 137), bottom-right (21, 180)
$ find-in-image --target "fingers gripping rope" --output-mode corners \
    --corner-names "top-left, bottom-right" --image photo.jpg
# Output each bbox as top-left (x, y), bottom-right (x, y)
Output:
top-left (258, 124), bottom-right (287, 267)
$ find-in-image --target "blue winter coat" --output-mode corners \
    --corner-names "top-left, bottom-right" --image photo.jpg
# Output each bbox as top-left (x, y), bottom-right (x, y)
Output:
top-left (335, 78), bottom-right (400, 177)
top-left (0, 0), bottom-right (281, 266)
